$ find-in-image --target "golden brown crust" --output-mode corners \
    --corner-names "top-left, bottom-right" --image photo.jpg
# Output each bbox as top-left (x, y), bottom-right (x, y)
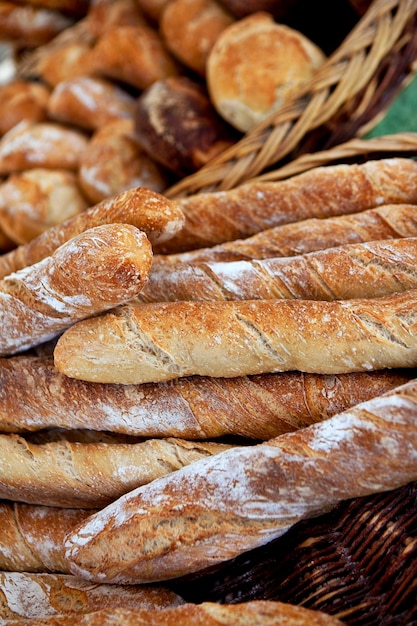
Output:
top-left (64, 378), bottom-right (417, 583)
top-left (0, 601), bottom-right (344, 625)
top-left (0, 186), bottom-right (183, 278)
top-left (0, 120), bottom-right (89, 175)
top-left (0, 571), bottom-right (184, 620)
top-left (47, 76), bottom-right (136, 131)
top-left (158, 158), bottom-right (417, 253)
top-left (0, 433), bottom-right (230, 507)
top-left (206, 12), bottom-right (326, 131)
top-left (54, 290), bottom-right (417, 384)
top-left (90, 24), bottom-right (180, 90)
top-left (1, 354), bottom-right (411, 439)
top-left (0, 168), bottom-right (88, 244)
top-left (0, 1), bottom-right (74, 47)
top-left (160, 0), bottom-right (234, 75)
top-left (86, 0), bottom-right (148, 38)
top-left (0, 80), bottom-right (50, 136)
top-left (0, 223), bottom-right (152, 356)
top-left (141, 237), bottom-right (417, 302)
top-left (78, 119), bottom-right (168, 204)
top-left (153, 203), bottom-right (417, 265)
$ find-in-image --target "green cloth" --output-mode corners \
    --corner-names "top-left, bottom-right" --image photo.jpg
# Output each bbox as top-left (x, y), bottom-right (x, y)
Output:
top-left (364, 71), bottom-right (417, 138)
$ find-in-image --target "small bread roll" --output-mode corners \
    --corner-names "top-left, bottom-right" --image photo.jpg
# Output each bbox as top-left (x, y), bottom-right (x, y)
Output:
top-left (0, 1), bottom-right (74, 48)
top-left (0, 168), bottom-right (88, 244)
top-left (35, 39), bottom-right (96, 87)
top-left (0, 79), bottom-right (50, 136)
top-left (160, 0), bottom-right (234, 76)
top-left (86, 0), bottom-right (148, 38)
top-left (0, 120), bottom-right (89, 174)
top-left (134, 76), bottom-right (237, 176)
top-left (79, 118), bottom-right (168, 204)
top-left (207, 11), bottom-right (326, 131)
top-left (90, 24), bottom-right (180, 90)
top-left (47, 75), bottom-right (136, 131)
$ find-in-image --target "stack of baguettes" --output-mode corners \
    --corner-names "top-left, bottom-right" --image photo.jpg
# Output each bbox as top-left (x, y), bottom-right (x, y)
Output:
top-left (0, 1), bottom-right (417, 625)
top-left (1, 146), bottom-right (417, 624)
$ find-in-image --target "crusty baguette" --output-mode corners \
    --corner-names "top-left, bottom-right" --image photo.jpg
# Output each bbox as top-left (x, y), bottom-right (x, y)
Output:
top-left (1, 354), bottom-right (412, 439)
top-left (0, 434), bottom-right (231, 507)
top-left (153, 202), bottom-right (417, 265)
top-left (0, 501), bottom-right (91, 572)
top-left (0, 571), bottom-right (184, 620)
top-left (141, 237), bottom-right (417, 302)
top-left (0, 223), bottom-right (152, 356)
top-left (64, 377), bottom-right (417, 584)
top-left (155, 158), bottom-right (417, 253)
top-left (54, 290), bottom-right (417, 384)
top-left (0, 186), bottom-right (183, 279)
top-left (0, 601), bottom-right (344, 625)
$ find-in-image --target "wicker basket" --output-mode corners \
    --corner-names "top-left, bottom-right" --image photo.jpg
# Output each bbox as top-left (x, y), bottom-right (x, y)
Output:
top-left (165, 0), bottom-right (417, 198)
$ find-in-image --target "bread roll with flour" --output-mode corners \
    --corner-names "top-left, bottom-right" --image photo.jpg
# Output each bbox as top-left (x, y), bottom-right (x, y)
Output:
top-left (0, 186), bottom-right (183, 278)
top-left (0, 601), bottom-right (344, 625)
top-left (0, 223), bottom-right (152, 356)
top-left (64, 378), bottom-right (417, 583)
top-left (55, 289), bottom-right (417, 384)
top-left (1, 354), bottom-right (411, 439)
top-left (158, 158), bottom-right (417, 253)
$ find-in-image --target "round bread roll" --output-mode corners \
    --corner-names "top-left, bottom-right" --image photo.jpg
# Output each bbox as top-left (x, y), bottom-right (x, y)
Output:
top-left (160, 0), bottom-right (234, 76)
top-left (0, 168), bottom-right (88, 244)
top-left (134, 75), bottom-right (237, 176)
top-left (35, 39), bottom-right (96, 87)
top-left (78, 118), bottom-right (169, 204)
top-left (0, 79), bottom-right (50, 135)
top-left (207, 11), bottom-right (326, 132)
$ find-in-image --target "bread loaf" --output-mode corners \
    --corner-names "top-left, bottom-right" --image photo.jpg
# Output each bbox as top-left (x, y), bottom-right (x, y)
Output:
top-left (0, 600), bottom-right (344, 625)
top-left (0, 223), bottom-right (152, 356)
top-left (0, 120), bottom-right (89, 175)
top-left (0, 433), bottom-right (230, 507)
top-left (54, 290), bottom-right (417, 384)
top-left (158, 158), bottom-right (417, 253)
top-left (0, 1), bottom-right (73, 47)
top-left (0, 168), bottom-right (88, 244)
top-left (90, 24), bottom-right (179, 90)
top-left (0, 571), bottom-right (184, 620)
top-left (1, 354), bottom-right (411, 439)
top-left (141, 237), bottom-right (417, 302)
top-left (153, 202), bottom-right (417, 265)
top-left (0, 501), bottom-right (90, 572)
top-left (0, 186), bottom-right (183, 278)
top-left (206, 12), bottom-right (326, 132)
top-left (78, 119), bottom-right (168, 204)
top-left (47, 75), bottom-right (136, 131)
top-left (64, 377), bottom-right (417, 583)
top-left (0, 79), bottom-right (50, 136)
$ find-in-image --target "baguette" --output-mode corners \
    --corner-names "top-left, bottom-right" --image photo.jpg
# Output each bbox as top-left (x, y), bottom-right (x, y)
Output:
top-left (64, 377), bottom-right (417, 584)
top-left (141, 237), bottom-right (417, 302)
top-left (0, 223), bottom-right (152, 356)
top-left (0, 601), bottom-right (344, 625)
top-left (54, 290), bottom-right (417, 384)
top-left (0, 434), bottom-right (231, 507)
top-left (1, 354), bottom-right (411, 439)
top-left (0, 186), bottom-right (183, 279)
top-left (153, 202), bottom-right (417, 265)
top-left (0, 501), bottom-right (91, 572)
top-left (156, 158), bottom-right (417, 253)
top-left (0, 571), bottom-right (184, 620)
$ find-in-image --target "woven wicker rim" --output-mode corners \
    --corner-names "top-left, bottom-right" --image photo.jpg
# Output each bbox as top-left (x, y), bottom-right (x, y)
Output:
top-left (166, 0), bottom-right (417, 198)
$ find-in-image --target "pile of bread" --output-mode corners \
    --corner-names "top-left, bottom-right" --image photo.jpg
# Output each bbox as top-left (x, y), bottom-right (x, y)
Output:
top-left (0, 0), bottom-right (415, 624)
